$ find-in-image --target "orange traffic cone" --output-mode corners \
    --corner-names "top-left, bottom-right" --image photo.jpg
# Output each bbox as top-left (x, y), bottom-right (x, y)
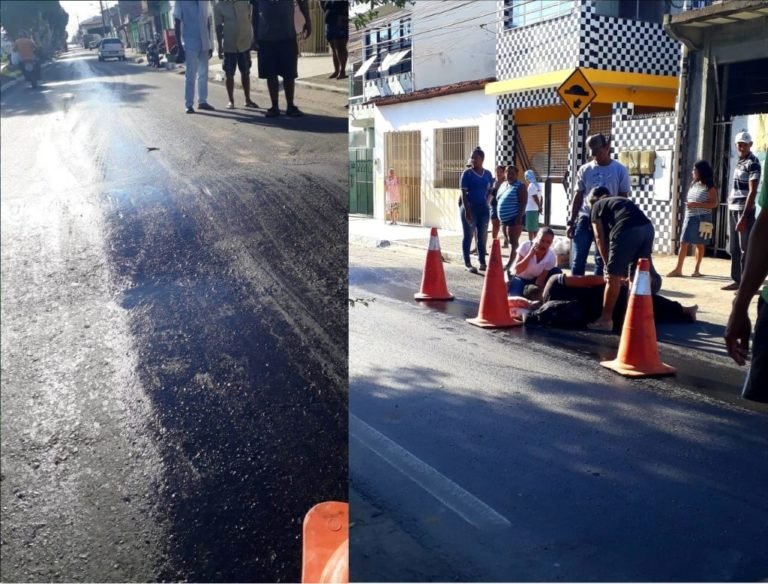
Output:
top-left (414, 228), bottom-right (454, 301)
top-left (302, 501), bottom-right (348, 584)
top-left (601, 258), bottom-right (676, 377)
top-left (467, 239), bottom-right (524, 328)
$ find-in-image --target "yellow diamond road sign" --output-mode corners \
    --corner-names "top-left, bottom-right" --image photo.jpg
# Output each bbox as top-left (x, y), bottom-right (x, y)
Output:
top-left (557, 68), bottom-right (597, 117)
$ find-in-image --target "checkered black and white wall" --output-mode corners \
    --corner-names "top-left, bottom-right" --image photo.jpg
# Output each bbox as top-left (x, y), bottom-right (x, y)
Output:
top-left (612, 102), bottom-right (678, 254)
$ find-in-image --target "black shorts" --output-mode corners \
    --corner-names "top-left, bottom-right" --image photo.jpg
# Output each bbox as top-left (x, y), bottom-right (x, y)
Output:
top-left (257, 39), bottom-right (298, 80)
top-left (223, 51), bottom-right (251, 76)
top-left (742, 296), bottom-right (768, 402)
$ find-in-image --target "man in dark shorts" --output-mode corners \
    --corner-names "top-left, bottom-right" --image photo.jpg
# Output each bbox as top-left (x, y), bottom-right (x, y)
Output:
top-left (589, 186), bottom-right (661, 331)
top-left (250, 0), bottom-right (311, 117)
top-left (215, 0), bottom-right (258, 110)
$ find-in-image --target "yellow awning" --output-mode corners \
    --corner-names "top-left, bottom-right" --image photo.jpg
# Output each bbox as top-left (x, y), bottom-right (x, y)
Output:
top-left (485, 67), bottom-right (679, 104)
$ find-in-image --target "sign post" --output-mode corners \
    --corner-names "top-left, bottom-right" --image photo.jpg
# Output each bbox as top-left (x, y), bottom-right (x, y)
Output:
top-left (557, 68), bottom-right (598, 268)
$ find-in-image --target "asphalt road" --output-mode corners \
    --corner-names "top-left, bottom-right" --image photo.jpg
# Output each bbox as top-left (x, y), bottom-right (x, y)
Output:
top-left (1, 50), bottom-right (347, 582)
top-left (349, 242), bottom-right (768, 582)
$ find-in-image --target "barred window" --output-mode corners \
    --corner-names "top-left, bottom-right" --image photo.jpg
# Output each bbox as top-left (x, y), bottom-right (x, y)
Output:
top-left (434, 127), bottom-right (479, 189)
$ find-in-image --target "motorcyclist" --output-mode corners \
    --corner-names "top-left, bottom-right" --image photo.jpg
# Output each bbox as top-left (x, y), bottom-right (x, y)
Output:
top-left (13, 31), bottom-right (40, 86)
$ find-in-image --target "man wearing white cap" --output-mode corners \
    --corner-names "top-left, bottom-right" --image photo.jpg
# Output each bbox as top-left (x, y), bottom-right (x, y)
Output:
top-left (722, 131), bottom-right (761, 291)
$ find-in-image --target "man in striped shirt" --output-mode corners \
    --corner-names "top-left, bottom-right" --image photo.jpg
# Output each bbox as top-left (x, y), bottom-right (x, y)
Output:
top-left (722, 131), bottom-right (761, 291)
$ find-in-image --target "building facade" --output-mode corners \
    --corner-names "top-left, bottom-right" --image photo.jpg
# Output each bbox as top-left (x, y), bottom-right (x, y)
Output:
top-left (487, 0), bottom-right (684, 252)
top-left (665, 0), bottom-right (768, 256)
top-left (349, 1), bottom-right (496, 229)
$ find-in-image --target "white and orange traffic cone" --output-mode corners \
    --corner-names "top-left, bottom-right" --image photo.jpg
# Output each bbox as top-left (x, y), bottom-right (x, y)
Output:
top-left (601, 258), bottom-right (676, 377)
top-left (302, 501), bottom-right (348, 584)
top-left (467, 239), bottom-right (524, 328)
top-left (414, 228), bottom-right (454, 301)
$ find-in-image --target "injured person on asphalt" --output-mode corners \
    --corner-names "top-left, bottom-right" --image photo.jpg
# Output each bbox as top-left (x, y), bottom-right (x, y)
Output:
top-left (512, 273), bottom-right (698, 333)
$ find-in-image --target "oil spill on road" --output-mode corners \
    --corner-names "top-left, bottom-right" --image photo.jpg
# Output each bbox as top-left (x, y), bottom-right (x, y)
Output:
top-left (101, 180), bottom-right (347, 582)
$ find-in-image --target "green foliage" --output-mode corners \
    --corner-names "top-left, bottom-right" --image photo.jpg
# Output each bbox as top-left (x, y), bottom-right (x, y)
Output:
top-left (350, 0), bottom-right (412, 30)
top-left (0, 1), bottom-right (68, 51)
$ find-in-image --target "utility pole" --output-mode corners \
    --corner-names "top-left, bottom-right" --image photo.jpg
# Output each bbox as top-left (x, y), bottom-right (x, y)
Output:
top-left (99, 0), bottom-right (109, 37)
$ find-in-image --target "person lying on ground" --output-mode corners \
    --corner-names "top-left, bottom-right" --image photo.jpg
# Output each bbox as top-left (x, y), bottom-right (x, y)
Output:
top-left (507, 227), bottom-right (562, 297)
top-left (524, 273), bottom-right (697, 332)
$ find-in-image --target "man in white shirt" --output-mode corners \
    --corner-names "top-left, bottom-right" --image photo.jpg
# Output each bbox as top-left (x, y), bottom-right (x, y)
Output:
top-left (566, 133), bottom-right (630, 276)
top-left (174, 0), bottom-right (215, 114)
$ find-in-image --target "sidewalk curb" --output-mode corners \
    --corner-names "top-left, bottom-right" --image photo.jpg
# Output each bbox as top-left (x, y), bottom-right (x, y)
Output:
top-left (0, 59), bottom-right (55, 95)
top-left (350, 233), bottom-right (464, 263)
top-left (128, 54), bottom-right (345, 94)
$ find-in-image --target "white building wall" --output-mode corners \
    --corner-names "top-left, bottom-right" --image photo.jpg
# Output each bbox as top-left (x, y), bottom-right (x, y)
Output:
top-left (411, 1), bottom-right (496, 92)
top-left (373, 90), bottom-right (496, 231)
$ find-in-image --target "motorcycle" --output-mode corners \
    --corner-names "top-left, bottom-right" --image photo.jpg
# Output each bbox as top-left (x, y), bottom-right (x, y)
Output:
top-left (20, 58), bottom-right (40, 88)
top-left (147, 42), bottom-right (161, 68)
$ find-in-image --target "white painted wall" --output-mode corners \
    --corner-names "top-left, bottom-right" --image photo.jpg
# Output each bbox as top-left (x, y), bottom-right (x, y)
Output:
top-left (373, 90), bottom-right (496, 231)
top-left (411, 1), bottom-right (496, 91)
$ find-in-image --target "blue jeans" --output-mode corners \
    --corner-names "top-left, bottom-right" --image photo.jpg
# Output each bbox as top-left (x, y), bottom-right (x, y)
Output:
top-left (571, 215), bottom-right (604, 276)
top-left (460, 203), bottom-right (490, 266)
top-left (508, 267), bottom-right (562, 297)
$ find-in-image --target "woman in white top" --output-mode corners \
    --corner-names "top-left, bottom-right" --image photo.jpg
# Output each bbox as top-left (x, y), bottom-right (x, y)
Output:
top-left (667, 160), bottom-right (718, 278)
top-left (524, 169), bottom-right (542, 240)
top-left (507, 227), bottom-right (561, 297)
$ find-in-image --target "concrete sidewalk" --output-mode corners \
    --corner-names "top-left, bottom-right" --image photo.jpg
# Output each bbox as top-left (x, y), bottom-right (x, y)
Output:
top-left (127, 48), bottom-right (346, 95)
top-left (349, 216), bottom-right (763, 329)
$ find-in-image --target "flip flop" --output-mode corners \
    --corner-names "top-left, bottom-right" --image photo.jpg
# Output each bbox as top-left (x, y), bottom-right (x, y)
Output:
top-left (587, 321), bottom-right (614, 332)
top-left (245, 101), bottom-right (259, 109)
top-left (691, 272), bottom-right (703, 277)
top-left (666, 271), bottom-right (683, 277)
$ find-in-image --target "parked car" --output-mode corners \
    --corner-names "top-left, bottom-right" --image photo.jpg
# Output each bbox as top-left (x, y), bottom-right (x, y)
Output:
top-left (98, 38), bottom-right (126, 61)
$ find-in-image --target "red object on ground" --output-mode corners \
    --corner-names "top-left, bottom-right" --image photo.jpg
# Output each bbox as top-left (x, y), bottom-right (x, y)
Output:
top-left (414, 228), bottom-right (454, 301)
top-left (601, 258), bottom-right (676, 377)
top-left (467, 239), bottom-right (524, 328)
top-left (302, 502), bottom-right (348, 583)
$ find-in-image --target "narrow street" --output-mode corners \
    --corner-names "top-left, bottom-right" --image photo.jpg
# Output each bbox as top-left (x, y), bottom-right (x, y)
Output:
top-left (349, 242), bottom-right (768, 582)
top-left (1, 49), bottom-right (347, 582)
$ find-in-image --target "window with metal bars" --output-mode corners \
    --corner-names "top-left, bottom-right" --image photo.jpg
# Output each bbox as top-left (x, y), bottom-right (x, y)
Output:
top-left (434, 127), bottom-right (479, 189)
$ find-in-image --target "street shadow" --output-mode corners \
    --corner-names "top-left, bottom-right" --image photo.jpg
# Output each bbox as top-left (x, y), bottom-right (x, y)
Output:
top-left (656, 321), bottom-right (727, 357)
top-left (660, 288), bottom-right (696, 299)
top-left (350, 364), bottom-right (768, 582)
top-left (198, 108), bottom-right (346, 134)
top-left (0, 79), bottom-right (157, 118)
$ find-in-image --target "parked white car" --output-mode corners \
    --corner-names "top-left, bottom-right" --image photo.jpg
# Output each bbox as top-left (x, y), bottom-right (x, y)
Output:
top-left (98, 38), bottom-right (125, 61)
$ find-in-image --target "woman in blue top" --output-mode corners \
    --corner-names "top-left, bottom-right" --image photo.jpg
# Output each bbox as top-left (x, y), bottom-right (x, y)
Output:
top-left (460, 147), bottom-right (494, 273)
top-left (496, 165), bottom-right (528, 272)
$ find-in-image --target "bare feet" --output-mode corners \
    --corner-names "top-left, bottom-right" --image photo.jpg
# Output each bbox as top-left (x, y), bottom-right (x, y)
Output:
top-left (666, 269), bottom-right (683, 277)
top-left (682, 304), bottom-right (698, 322)
top-left (587, 320), bottom-right (614, 332)
top-left (690, 271), bottom-right (703, 277)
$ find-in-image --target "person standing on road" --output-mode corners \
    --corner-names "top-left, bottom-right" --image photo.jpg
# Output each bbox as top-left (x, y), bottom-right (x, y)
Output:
top-left (725, 162), bottom-right (768, 403)
top-left (667, 160), bottom-right (718, 278)
top-left (384, 168), bottom-right (400, 225)
top-left (507, 227), bottom-right (561, 297)
top-left (588, 186), bottom-right (661, 332)
top-left (523, 169), bottom-right (542, 241)
top-left (215, 0), bottom-right (259, 110)
top-left (174, 0), bottom-right (215, 114)
top-left (320, 1), bottom-right (349, 79)
top-left (459, 147), bottom-right (494, 274)
top-left (722, 131), bottom-right (761, 291)
top-left (490, 165), bottom-right (509, 250)
top-left (566, 133), bottom-right (630, 276)
top-left (497, 165), bottom-right (527, 273)
top-left (251, 0), bottom-right (311, 117)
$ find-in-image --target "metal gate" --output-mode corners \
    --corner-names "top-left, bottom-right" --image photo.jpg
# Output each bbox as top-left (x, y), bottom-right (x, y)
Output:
top-left (349, 148), bottom-right (374, 216)
top-left (384, 130), bottom-right (422, 225)
top-left (515, 121), bottom-right (570, 228)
